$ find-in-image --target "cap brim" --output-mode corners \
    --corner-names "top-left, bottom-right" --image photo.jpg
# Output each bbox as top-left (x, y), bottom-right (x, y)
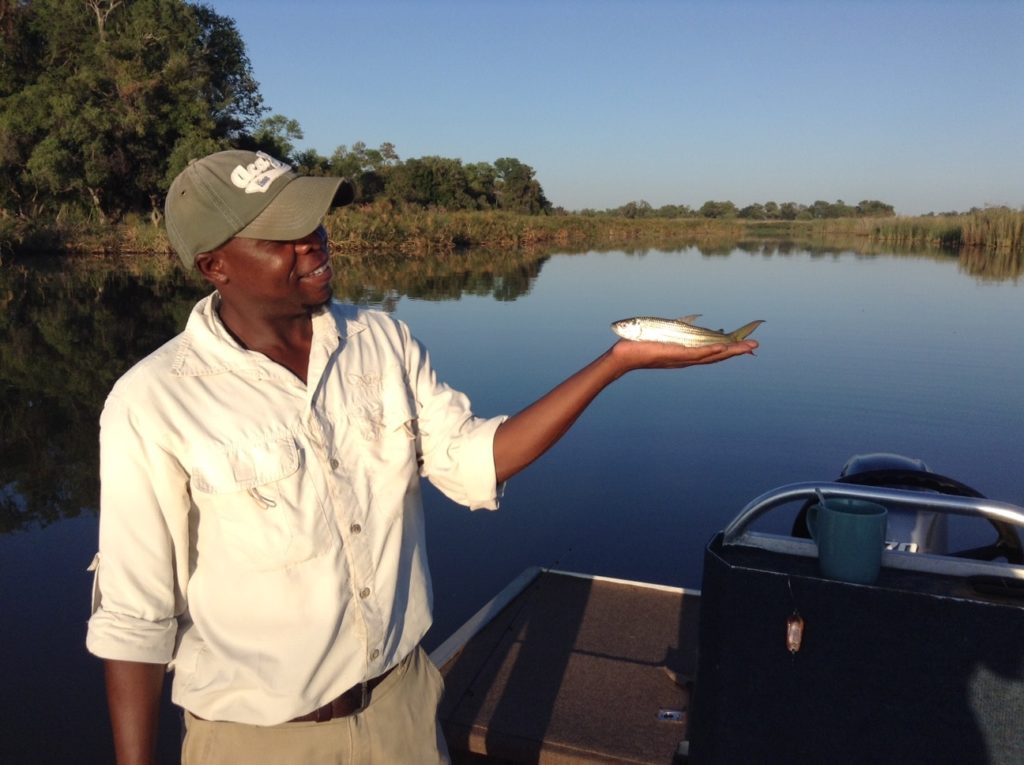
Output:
top-left (332, 179), bottom-right (355, 208)
top-left (237, 176), bottom-right (354, 241)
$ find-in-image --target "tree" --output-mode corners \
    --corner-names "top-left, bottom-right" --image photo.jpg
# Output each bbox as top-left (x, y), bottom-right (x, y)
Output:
top-left (0, 0), bottom-right (265, 222)
top-left (386, 156), bottom-right (475, 209)
top-left (292, 148), bottom-right (332, 176)
top-left (0, 1), bottom-right (39, 98)
top-left (190, 3), bottom-right (263, 141)
top-left (85, 0), bottom-right (123, 41)
top-left (619, 200), bottom-right (653, 219)
top-left (699, 200), bottom-right (738, 219)
top-left (655, 204), bottom-right (693, 218)
top-left (330, 141), bottom-right (400, 202)
top-left (465, 162), bottom-right (497, 209)
top-left (247, 114), bottom-right (303, 160)
top-left (779, 202), bottom-right (801, 220)
top-left (856, 199), bottom-right (895, 217)
top-left (494, 157), bottom-right (550, 214)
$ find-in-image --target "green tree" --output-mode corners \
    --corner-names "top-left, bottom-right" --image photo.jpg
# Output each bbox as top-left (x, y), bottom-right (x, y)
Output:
top-left (465, 161), bottom-right (497, 209)
top-left (619, 200), bottom-right (653, 219)
top-left (699, 200), bottom-right (738, 219)
top-left (0, 0), bottom-right (265, 223)
top-left (248, 114), bottom-right (303, 160)
top-left (293, 148), bottom-right (332, 176)
top-left (494, 157), bottom-right (551, 214)
top-left (189, 2), bottom-right (263, 140)
top-left (0, 1), bottom-right (39, 97)
top-left (330, 141), bottom-right (400, 202)
top-left (655, 204), bottom-right (693, 218)
top-left (779, 202), bottom-right (801, 220)
top-left (386, 156), bottom-right (475, 209)
top-left (808, 199), bottom-right (856, 219)
top-left (856, 199), bottom-right (895, 217)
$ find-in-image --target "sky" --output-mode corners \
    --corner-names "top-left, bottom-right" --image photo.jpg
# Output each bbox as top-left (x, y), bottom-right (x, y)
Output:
top-left (205, 0), bottom-right (1022, 216)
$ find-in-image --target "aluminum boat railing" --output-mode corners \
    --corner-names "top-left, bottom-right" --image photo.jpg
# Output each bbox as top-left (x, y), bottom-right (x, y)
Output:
top-left (721, 481), bottom-right (1024, 580)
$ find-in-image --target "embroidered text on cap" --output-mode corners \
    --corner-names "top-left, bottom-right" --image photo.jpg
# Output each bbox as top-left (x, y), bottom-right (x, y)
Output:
top-left (230, 152), bottom-right (291, 194)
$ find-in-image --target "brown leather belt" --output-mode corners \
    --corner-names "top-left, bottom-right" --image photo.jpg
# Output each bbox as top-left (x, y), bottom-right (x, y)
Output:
top-left (289, 665), bottom-right (397, 723)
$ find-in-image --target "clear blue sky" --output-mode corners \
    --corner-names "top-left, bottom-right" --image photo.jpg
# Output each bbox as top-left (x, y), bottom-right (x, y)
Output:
top-left (206, 0), bottom-right (1022, 215)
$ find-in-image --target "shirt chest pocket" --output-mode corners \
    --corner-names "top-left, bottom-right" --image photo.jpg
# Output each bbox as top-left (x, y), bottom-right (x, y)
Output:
top-left (191, 437), bottom-right (333, 571)
top-left (347, 372), bottom-right (419, 446)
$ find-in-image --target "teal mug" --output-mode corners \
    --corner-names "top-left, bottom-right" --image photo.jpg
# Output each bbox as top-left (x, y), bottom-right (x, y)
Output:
top-left (807, 498), bottom-right (888, 584)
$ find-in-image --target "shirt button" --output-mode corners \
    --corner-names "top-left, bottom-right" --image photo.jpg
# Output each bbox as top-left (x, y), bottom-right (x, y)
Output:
top-left (359, 587), bottom-right (371, 599)
top-left (350, 523), bottom-right (362, 534)
top-left (330, 458), bottom-right (340, 470)
top-left (370, 649), bottom-right (380, 660)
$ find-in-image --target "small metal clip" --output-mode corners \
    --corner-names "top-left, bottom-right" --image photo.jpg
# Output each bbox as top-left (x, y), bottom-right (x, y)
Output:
top-left (247, 488), bottom-right (277, 509)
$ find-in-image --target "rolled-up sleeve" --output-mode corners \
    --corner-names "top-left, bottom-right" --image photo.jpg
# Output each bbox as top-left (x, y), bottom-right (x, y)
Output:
top-left (86, 394), bottom-right (190, 664)
top-left (401, 324), bottom-right (507, 510)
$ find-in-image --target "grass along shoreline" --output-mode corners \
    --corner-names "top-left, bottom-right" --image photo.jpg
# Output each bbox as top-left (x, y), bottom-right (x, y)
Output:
top-left (2, 205), bottom-right (1021, 260)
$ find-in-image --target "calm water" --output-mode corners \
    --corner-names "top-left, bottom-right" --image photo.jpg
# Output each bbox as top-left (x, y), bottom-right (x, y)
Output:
top-left (2, 244), bottom-right (1022, 763)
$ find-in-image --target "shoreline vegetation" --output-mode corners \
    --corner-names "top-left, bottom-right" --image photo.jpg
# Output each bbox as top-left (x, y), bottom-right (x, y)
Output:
top-left (2, 205), bottom-right (1020, 264)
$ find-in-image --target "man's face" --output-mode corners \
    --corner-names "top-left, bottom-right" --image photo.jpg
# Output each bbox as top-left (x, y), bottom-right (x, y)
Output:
top-left (211, 225), bottom-right (333, 313)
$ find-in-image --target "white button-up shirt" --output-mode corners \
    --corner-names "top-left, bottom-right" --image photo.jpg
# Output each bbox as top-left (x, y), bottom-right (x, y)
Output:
top-left (86, 294), bottom-right (505, 724)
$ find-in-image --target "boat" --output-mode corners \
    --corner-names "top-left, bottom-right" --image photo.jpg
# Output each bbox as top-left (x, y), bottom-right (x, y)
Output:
top-left (432, 454), bottom-right (1024, 764)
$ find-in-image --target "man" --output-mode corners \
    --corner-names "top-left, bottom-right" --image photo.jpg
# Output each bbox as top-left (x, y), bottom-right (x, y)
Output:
top-left (87, 150), bottom-right (757, 765)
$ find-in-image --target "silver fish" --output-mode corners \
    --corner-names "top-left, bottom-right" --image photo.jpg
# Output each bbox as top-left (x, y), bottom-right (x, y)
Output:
top-left (611, 313), bottom-right (764, 347)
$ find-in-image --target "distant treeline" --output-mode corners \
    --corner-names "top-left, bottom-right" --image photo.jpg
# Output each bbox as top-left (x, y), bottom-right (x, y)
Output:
top-left (582, 198), bottom-right (896, 221)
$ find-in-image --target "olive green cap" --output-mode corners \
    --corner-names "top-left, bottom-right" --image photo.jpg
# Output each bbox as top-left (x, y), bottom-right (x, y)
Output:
top-left (165, 150), bottom-right (354, 268)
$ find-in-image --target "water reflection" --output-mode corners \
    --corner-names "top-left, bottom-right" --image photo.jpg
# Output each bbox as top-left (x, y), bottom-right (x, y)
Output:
top-left (336, 248), bottom-right (549, 303)
top-left (0, 248), bottom-right (548, 533)
top-left (2, 241), bottom-right (1022, 764)
top-left (0, 243), bottom-right (1019, 535)
top-left (0, 261), bottom-right (200, 532)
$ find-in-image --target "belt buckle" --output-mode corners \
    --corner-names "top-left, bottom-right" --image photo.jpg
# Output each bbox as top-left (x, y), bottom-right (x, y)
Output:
top-left (308, 670), bottom-right (384, 723)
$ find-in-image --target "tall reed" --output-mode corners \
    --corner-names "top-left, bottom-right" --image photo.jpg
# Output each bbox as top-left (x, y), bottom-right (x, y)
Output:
top-left (868, 208), bottom-right (1023, 253)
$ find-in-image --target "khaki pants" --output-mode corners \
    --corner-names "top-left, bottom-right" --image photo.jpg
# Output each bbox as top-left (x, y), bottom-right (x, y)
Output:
top-left (182, 647), bottom-right (450, 765)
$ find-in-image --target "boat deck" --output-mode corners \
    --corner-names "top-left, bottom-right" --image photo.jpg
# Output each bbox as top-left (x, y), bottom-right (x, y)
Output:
top-left (431, 568), bottom-right (700, 764)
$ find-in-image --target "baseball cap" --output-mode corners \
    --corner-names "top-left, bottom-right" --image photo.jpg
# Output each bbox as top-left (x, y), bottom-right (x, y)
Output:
top-left (165, 150), bottom-right (355, 267)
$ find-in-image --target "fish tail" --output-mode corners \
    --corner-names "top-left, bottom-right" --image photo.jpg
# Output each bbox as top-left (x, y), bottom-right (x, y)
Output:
top-left (727, 320), bottom-right (764, 341)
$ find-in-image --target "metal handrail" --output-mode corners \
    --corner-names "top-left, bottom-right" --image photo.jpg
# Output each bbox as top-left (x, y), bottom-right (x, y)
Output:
top-left (723, 481), bottom-right (1024, 546)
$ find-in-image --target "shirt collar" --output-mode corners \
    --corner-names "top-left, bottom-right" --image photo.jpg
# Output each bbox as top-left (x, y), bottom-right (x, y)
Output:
top-left (171, 293), bottom-right (367, 378)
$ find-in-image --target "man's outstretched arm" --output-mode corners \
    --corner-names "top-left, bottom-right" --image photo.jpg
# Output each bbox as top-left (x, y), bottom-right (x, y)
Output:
top-left (492, 338), bottom-right (757, 484)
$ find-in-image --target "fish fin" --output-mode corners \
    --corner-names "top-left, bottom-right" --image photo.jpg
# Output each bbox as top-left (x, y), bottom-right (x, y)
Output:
top-left (727, 319), bottom-right (765, 341)
top-left (676, 313), bottom-right (701, 324)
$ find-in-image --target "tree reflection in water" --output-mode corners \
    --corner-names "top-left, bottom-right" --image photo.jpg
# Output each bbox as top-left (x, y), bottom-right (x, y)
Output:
top-left (3, 240), bottom-right (1017, 535)
top-left (0, 249), bottom-right (549, 533)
